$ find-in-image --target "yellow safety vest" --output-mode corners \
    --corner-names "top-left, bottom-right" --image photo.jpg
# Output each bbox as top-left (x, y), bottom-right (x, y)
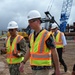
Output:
top-left (53, 30), bottom-right (63, 48)
top-left (30, 29), bottom-right (52, 66)
top-left (6, 35), bottom-right (24, 64)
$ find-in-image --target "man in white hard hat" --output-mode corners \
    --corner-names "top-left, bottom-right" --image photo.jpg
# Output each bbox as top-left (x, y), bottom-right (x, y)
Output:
top-left (51, 23), bottom-right (58, 30)
top-left (19, 10), bottom-right (60, 75)
top-left (51, 23), bottom-right (67, 74)
top-left (1, 21), bottom-right (27, 75)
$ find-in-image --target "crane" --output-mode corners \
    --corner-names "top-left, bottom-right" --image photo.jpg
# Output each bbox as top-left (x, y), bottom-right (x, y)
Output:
top-left (43, 0), bottom-right (73, 32)
top-left (59, 0), bottom-right (73, 32)
top-left (23, 0), bottom-right (73, 35)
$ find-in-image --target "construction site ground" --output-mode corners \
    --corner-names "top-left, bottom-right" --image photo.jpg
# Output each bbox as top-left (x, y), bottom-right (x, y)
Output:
top-left (0, 40), bottom-right (75, 75)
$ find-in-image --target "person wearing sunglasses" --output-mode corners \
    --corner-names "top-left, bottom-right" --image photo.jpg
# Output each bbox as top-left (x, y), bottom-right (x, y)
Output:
top-left (19, 10), bottom-right (60, 75)
top-left (1, 21), bottom-right (27, 75)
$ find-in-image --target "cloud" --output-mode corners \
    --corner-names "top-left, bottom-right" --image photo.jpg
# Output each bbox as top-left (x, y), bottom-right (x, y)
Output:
top-left (0, 0), bottom-right (75, 31)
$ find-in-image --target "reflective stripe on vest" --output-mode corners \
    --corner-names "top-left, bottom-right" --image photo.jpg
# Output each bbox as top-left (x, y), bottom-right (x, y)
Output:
top-left (6, 35), bottom-right (24, 64)
top-left (30, 29), bottom-right (52, 66)
top-left (31, 53), bottom-right (51, 59)
top-left (54, 31), bottom-right (63, 48)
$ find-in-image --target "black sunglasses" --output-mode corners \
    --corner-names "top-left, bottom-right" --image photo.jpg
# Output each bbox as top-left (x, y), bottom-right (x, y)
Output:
top-left (8, 29), bottom-right (14, 31)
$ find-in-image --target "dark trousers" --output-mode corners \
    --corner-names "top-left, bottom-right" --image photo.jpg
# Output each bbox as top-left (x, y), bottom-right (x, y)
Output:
top-left (57, 48), bottom-right (67, 68)
top-left (8, 64), bottom-right (20, 75)
top-left (52, 48), bottom-right (67, 74)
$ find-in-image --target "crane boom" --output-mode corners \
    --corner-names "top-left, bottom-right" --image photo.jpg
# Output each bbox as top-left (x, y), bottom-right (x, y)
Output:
top-left (60, 0), bottom-right (73, 32)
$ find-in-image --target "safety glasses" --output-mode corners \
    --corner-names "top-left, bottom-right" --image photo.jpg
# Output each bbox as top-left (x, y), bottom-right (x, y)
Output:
top-left (29, 19), bottom-right (37, 23)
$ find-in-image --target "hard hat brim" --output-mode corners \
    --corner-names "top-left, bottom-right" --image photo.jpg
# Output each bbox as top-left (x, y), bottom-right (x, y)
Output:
top-left (7, 26), bottom-right (18, 30)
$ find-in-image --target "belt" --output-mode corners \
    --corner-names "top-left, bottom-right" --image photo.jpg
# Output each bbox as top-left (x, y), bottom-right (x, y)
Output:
top-left (31, 66), bottom-right (52, 70)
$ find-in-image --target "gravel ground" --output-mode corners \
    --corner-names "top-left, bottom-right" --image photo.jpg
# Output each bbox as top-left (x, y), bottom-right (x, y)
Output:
top-left (0, 40), bottom-right (75, 75)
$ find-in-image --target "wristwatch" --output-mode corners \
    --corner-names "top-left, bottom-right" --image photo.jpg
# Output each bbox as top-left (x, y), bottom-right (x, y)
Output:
top-left (21, 61), bottom-right (26, 64)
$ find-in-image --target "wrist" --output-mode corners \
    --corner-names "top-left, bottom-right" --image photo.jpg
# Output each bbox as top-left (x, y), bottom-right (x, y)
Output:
top-left (21, 61), bottom-right (26, 64)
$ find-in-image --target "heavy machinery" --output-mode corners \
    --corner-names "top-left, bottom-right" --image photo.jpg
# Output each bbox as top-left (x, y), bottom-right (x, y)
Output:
top-left (59, 0), bottom-right (73, 32)
top-left (7, 31), bottom-right (28, 40)
top-left (0, 0), bottom-right (74, 41)
top-left (43, 0), bottom-right (73, 33)
top-left (6, 0), bottom-right (74, 39)
top-left (0, 25), bottom-right (31, 43)
top-left (41, 11), bottom-right (59, 30)
top-left (7, 25), bottom-right (31, 42)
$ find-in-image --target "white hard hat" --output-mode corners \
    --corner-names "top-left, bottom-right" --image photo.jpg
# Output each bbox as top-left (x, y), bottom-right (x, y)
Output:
top-left (7, 21), bottom-right (18, 29)
top-left (27, 10), bottom-right (41, 20)
top-left (51, 23), bottom-right (58, 29)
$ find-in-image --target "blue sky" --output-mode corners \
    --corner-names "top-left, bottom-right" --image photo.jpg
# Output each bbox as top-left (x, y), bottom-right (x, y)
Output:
top-left (0, 0), bottom-right (75, 30)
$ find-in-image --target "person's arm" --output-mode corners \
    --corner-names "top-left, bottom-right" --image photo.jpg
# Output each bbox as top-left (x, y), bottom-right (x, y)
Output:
top-left (61, 33), bottom-right (67, 52)
top-left (0, 38), bottom-right (7, 54)
top-left (46, 34), bottom-right (55, 49)
top-left (22, 46), bottom-right (30, 64)
top-left (51, 47), bottom-right (60, 75)
top-left (19, 46), bottom-right (30, 72)
top-left (21, 38), bottom-right (31, 63)
top-left (46, 35), bottom-right (60, 75)
top-left (0, 47), bottom-right (7, 54)
top-left (17, 38), bottom-right (27, 56)
top-left (61, 33), bottom-right (67, 46)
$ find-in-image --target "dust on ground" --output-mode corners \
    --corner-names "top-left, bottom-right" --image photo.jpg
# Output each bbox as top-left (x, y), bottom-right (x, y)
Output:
top-left (0, 40), bottom-right (75, 75)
